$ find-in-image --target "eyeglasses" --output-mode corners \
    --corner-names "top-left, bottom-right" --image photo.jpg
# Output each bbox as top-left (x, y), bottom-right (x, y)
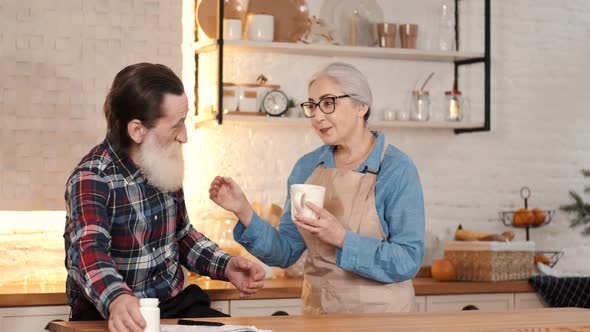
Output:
top-left (300, 95), bottom-right (351, 118)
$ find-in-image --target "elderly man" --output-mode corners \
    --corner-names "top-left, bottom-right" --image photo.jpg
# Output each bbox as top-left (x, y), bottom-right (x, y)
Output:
top-left (64, 63), bottom-right (265, 332)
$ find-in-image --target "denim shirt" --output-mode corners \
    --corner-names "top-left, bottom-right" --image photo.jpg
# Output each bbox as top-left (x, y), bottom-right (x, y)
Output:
top-left (234, 131), bottom-right (425, 283)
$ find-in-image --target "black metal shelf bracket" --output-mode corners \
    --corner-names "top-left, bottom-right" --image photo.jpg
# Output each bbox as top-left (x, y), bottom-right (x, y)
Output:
top-left (454, 0), bottom-right (491, 134)
top-left (216, 0), bottom-right (225, 125)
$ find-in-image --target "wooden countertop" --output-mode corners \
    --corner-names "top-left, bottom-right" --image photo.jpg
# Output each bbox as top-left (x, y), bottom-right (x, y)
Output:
top-left (0, 277), bottom-right (534, 307)
top-left (48, 308), bottom-right (590, 332)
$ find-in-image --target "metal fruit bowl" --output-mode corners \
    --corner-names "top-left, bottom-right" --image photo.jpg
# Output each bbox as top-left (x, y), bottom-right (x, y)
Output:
top-left (535, 250), bottom-right (564, 268)
top-left (499, 209), bottom-right (555, 228)
top-left (498, 186), bottom-right (556, 241)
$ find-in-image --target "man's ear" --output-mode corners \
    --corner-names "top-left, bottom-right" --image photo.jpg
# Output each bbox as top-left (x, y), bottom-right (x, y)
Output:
top-left (127, 119), bottom-right (147, 144)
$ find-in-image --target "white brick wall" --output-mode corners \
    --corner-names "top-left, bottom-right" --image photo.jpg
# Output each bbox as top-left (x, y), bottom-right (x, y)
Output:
top-left (0, 0), bottom-right (183, 210)
top-left (0, 0), bottom-right (184, 282)
top-left (0, 0), bottom-right (589, 282)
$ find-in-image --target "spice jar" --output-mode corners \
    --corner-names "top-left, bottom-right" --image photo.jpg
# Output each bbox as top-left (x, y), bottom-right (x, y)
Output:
top-left (410, 90), bottom-right (430, 121)
top-left (444, 90), bottom-right (464, 121)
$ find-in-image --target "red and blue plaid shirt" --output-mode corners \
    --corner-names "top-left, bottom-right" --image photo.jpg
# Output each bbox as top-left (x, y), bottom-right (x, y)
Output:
top-left (64, 139), bottom-right (232, 318)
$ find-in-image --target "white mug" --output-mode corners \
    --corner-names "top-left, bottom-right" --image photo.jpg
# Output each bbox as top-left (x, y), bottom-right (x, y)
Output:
top-left (290, 184), bottom-right (325, 220)
top-left (223, 19), bottom-right (242, 40)
top-left (246, 14), bottom-right (274, 42)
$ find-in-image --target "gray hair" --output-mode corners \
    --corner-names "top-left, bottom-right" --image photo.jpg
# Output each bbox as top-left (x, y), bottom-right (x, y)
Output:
top-left (308, 62), bottom-right (372, 123)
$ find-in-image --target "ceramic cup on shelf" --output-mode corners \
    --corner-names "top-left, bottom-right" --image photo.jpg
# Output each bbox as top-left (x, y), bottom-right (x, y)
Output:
top-left (399, 23), bottom-right (418, 49)
top-left (396, 108), bottom-right (410, 121)
top-left (223, 18), bottom-right (242, 40)
top-left (246, 14), bottom-right (274, 42)
top-left (383, 108), bottom-right (396, 121)
top-left (377, 23), bottom-right (397, 48)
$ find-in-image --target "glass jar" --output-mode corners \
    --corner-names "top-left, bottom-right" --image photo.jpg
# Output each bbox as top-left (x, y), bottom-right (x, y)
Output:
top-left (444, 90), bottom-right (464, 121)
top-left (410, 90), bottom-right (430, 121)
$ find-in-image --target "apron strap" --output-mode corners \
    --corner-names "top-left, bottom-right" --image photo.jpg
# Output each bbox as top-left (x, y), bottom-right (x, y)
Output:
top-left (365, 139), bottom-right (388, 175)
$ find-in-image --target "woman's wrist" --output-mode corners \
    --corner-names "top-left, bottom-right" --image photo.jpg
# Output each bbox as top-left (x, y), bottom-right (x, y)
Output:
top-left (236, 207), bottom-right (253, 227)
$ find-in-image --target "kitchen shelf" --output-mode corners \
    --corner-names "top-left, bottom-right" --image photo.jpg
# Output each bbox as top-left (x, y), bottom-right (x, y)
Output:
top-left (194, 40), bottom-right (484, 62)
top-left (194, 114), bottom-right (484, 129)
top-left (196, 0), bottom-right (491, 134)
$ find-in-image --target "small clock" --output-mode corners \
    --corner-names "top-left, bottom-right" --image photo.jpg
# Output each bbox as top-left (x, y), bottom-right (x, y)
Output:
top-left (261, 89), bottom-right (289, 117)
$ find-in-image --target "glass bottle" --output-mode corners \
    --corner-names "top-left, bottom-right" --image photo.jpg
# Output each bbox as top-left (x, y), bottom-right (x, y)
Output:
top-left (438, 2), bottom-right (456, 51)
top-left (410, 90), bottom-right (430, 121)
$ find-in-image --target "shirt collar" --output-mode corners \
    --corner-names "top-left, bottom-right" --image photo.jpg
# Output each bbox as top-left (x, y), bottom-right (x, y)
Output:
top-left (104, 138), bottom-right (142, 181)
top-left (316, 131), bottom-right (385, 172)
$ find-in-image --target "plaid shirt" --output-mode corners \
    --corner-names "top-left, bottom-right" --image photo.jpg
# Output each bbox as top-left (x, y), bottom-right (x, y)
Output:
top-left (64, 139), bottom-right (232, 318)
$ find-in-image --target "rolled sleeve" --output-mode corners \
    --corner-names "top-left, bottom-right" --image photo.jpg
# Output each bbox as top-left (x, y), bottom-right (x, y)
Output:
top-left (234, 210), bottom-right (306, 268)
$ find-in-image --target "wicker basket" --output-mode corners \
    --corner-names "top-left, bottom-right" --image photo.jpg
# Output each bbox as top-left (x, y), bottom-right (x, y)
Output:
top-left (444, 241), bottom-right (535, 282)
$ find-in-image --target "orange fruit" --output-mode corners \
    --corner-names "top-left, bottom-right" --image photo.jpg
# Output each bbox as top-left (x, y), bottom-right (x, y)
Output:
top-left (431, 258), bottom-right (456, 281)
top-left (531, 208), bottom-right (547, 227)
top-left (534, 254), bottom-right (551, 266)
top-left (513, 208), bottom-right (534, 227)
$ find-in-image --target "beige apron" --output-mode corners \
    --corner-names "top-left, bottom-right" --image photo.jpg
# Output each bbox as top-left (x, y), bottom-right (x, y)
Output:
top-left (299, 146), bottom-right (415, 315)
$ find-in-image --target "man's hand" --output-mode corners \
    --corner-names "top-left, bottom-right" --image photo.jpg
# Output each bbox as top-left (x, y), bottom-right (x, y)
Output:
top-left (108, 294), bottom-right (146, 332)
top-left (209, 176), bottom-right (253, 226)
top-left (225, 256), bottom-right (266, 297)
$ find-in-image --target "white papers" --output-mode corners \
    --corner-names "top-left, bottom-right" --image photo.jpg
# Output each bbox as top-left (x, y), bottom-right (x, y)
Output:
top-left (161, 324), bottom-right (271, 332)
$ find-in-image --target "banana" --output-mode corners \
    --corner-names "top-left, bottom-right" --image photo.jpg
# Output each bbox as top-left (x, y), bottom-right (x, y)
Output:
top-left (454, 224), bottom-right (492, 241)
top-left (454, 225), bottom-right (515, 242)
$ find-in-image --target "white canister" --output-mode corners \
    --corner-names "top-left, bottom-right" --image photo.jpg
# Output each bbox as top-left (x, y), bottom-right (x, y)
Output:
top-left (246, 14), bottom-right (274, 42)
top-left (239, 87), bottom-right (258, 112)
top-left (223, 18), bottom-right (242, 40)
top-left (222, 83), bottom-right (239, 112)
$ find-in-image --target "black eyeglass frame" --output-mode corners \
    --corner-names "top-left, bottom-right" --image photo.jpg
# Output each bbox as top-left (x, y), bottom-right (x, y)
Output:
top-left (300, 95), bottom-right (351, 118)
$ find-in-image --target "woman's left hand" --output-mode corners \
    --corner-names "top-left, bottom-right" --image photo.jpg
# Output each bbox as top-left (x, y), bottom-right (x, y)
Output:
top-left (293, 202), bottom-right (346, 248)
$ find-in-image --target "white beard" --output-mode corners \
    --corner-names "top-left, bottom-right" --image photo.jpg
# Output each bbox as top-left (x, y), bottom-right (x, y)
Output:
top-left (136, 131), bottom-right (184, 192)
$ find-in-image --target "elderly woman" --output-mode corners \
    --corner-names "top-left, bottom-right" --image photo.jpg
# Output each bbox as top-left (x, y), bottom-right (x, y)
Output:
top-left (209, 62), bottom-right (425, 314)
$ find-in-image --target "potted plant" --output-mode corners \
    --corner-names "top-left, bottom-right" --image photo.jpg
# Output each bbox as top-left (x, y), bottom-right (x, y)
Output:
top-left (285, 99), bottom-right (301, 118)
top-left (560, 169), bottom-right (590, 235)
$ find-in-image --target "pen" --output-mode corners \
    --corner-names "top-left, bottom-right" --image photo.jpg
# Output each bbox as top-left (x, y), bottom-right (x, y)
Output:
top-left (177, 319), bottom-right (225, 326)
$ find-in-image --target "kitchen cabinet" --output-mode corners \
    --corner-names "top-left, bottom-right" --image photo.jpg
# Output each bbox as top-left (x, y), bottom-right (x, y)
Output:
top-left (514, 292), bottom-right (545, 309)
top-left (210, 300), bottom-right (230, 315)
top-left (229, 298), bottom-right (302, 317)
top-left (194, 1), bottom-right (491, 134)
top-left (426, 293), bottom-right (514, 312)
top-left (214, 299), bottom-right (308, 317)
top-left (0, 305), bottom-right (70, 332)
top-left (413, 295), bottom-right (427, 312)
